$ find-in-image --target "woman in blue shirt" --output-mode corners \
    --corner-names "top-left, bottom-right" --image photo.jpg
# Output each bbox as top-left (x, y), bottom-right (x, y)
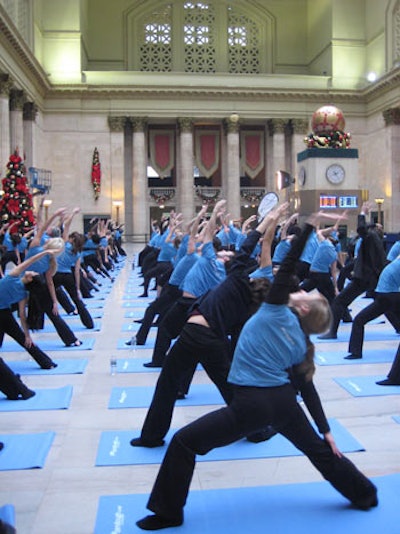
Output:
top-left (0, 249), bottom-right (59, 402)
top-left (136, 212), bottom-right (377, 531)
top-left (53, 209), bottom-right (94, 329)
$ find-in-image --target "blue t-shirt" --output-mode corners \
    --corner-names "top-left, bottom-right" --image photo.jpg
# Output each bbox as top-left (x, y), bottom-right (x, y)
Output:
top-left (228, 302), bottom-right (307, 387)
top-left (249, 265), bottom-right (274, 281)
top-left (300, 231), bottom-right (319, 264)
top-left (169, 253), bottom-right (199, 287)
top-left (182, 242), bottom-right (226, 297)
top-left (310, 240), bottom-right (337, 273)
top-left (375, 258), bottom-right (400, 293)
top-left (57, 242), bottom-right (81, 273)
top-left (158, 241), bottom-right (177, 263)
top-left (3, 232), bottom-right (15, 252)
top-left (0, 275), bottom-right (28, 308)
top-left (25, 245), bottom-right (51, 274)
top-left (387, 241), bottom-right (400, 262)
top-left (82, 238), bottom-right (98, 257)
top-left (272, 239), bottom-right (291, 265)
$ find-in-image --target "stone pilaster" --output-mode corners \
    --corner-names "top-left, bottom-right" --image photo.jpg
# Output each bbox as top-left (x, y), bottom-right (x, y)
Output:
top-left (129, 116), bottom-right (149, 240)
top-left (223, 115), bottom-right (241, 218)
top-left (9, 88), bottom-right (26, 158)
top-left (383, 107), bottom-right (400, 232)
top-left (177, 117), bottom-right (194, 221)
top-left (23, 102), bottom-right (38, 171)
top-left (0, 73), bottom-right (12, 167)
top-left (268, 118), bottom-right (287, 193)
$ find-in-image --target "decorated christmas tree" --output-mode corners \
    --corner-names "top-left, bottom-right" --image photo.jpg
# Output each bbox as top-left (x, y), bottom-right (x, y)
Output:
top-left (0, 151), bottom-right (36, 231)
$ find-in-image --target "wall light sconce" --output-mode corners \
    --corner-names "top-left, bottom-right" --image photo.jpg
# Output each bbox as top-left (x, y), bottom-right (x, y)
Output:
top-left (367, 71), bottom-right (377, 82)
top-left (112, 200), bottom-right (123, 225)
top-left (374, 197), bottom-right (384, 225)
top-left (43, 198), bottom-right (52, 220)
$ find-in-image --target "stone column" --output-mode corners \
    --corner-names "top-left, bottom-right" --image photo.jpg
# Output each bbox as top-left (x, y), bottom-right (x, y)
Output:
top-left (23, 102), bottom-right (38, 171)
top-left (177, 117), bottom-right (194, 221)
top-left (268, 119), bottom-right (286, 193)
top-left (291, 119), bottom-right (309, 174)
top-left (108, 116), bottom-right (128, 236)
top-left (223, 115), bottom-right (241, 218)
top-left (0, 73), bottom-right (12, 167)
top-left (130, 116), bottom-right (148, 242)
top-left (383, 107), bottom-right (400, 232)
top-left (9, 88), bottom-right (26, 158)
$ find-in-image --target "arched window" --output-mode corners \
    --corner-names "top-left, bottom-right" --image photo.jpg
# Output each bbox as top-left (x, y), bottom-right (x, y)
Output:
top-left (127, 0), bottom-right (273, 74)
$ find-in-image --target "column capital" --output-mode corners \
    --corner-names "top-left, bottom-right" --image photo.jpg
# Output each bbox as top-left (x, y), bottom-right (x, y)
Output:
top-left (291, 118), bottom-right (309, 134)
top-left (23, 102), bottom-right (38, 121)
top-left (129, 116), bottom-right (148, 132)
top-left (224, 114), bottom-right (240, 134)
top-left (0, 73), bottom-right (13, 97)
top-left (177, 117), bottom-right (194, 133)
top-left (383, 107), bottom-right (400, 126)
top-left (9, 89), bottom-right (26, 111)
top-left (268, 118), bottom-right (287, 135)
top-left (108, 116), bottom-right (127, 132)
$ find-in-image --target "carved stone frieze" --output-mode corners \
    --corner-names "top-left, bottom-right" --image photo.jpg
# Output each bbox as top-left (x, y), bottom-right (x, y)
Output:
top-left (23, 101), bottom-right (38, 121)
top-left (383, 107), bottom-right (400, 126)
top-left (0, 73), bottom-right (13, 96)
top-left (291, 119), bottom-right (309, 134)
top-left (177, 117), bottom-right (194, 133)
top-left (128, 116), bottom-right (148, 132)
top-left (9, 88), bottom-right (26, 111)
top-left (268, 118), bottom-right (287, 135)
top-left (108, 116), bottom-right (127, 132)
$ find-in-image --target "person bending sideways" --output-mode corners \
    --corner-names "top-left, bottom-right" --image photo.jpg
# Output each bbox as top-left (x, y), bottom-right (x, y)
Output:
top-left (136, 211), bottom-right (378, 531)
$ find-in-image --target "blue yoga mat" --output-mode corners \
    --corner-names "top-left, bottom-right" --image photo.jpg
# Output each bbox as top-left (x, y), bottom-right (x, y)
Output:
top-left (85, 302), bottom-right (104, 309)
top-left (121, 324), bottom-right (157, 335)
top-left (39, 322), bottom-right (101, 333)
top-left (124, 311), bottom-right (145, 319)
top-left (113, 357), bottom-right (200, 374)
top-left (1, 338), bottom-right (95, 352)
top-left (122, 302), bottom-right (149, 309)
top-left (95, 418), bottom-right (364, 466)
top-left (0, 432), bottom-right (55, 470)
top-left (62, 311), bottom-right (104, 319)
top-left (117, 339), bottom-right (156, 350)
top-left (8, 358), bottom-right (88, 375)
top-left (315, 348), bottom-right (395, 366)
top-left (313, 328), bottom-right (400, 343)
top-left (0, 505), bottom-right (15, 528)
top-left (94, 474), bottom-right (398, 534)
top-left (0, 385), bottom-right (73, 411)
top-left (392, 415), bottom-right (400, 424)
top-left (334, 375), bottom-right (400, 397)
top-left (109, 383), bottom-right (224, 409)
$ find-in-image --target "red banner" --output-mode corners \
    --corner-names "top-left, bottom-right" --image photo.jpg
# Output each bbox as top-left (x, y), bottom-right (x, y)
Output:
top-left (195, 130), bottom-right (220, 178)
top-left (241, 131), bottom-right (264, 178)
top-left (149, 130), bottom-right (175, 177)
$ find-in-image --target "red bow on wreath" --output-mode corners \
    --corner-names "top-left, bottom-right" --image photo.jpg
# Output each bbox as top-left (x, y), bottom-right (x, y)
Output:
top-left (91, 147), bottom-right (101, 200)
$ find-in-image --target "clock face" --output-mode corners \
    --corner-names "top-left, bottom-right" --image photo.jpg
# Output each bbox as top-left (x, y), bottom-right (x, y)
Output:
top-left (326, 164), bottom-right (345, 185)
top-left (298, 166), bottom-right (306, 186)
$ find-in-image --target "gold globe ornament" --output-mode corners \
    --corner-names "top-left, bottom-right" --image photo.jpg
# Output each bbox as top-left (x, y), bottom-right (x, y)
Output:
top-left (311, 105), bottom-right (346, 136)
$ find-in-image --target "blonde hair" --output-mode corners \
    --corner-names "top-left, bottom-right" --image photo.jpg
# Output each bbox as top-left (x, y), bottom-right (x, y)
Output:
top-left (299, 293), bottom-right (332, 335)
top-left (43, 237), bottom-right (65, 256)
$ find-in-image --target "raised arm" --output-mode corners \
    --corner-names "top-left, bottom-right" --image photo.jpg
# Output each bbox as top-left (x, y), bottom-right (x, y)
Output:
top-left (202, 199), bottom-right (227, 244)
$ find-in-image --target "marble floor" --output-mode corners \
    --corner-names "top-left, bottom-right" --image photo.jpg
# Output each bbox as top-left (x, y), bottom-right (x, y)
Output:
top-left (1, 244), bottom-right (400, 533)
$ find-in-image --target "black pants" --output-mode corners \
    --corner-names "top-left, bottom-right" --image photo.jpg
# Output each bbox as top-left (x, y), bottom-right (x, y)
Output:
top-left (0, 308), bottom-right (54, 368)
top-left (53, 272), bottom-right (94, 329)
top-left (301, 272), bottom-right (336, 303)
top-left (142, 261), bottom-right (172, 296)
top-left (136, 284), bottom-right (182, 345)
top-left (149, 296), bottom-right (196, 366)
top-left (348, 292), bottom-right (400, 356)
top-left (385, 342), bottom-right (400, 383)
top-left (140, 323), bottom-right (232, 443)
top-left (28, 282), bottom-right (78, 346)
top-left (146, 384), bottom-right (377, 519)
top-left (328, 279), bottom-right (369, 336)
